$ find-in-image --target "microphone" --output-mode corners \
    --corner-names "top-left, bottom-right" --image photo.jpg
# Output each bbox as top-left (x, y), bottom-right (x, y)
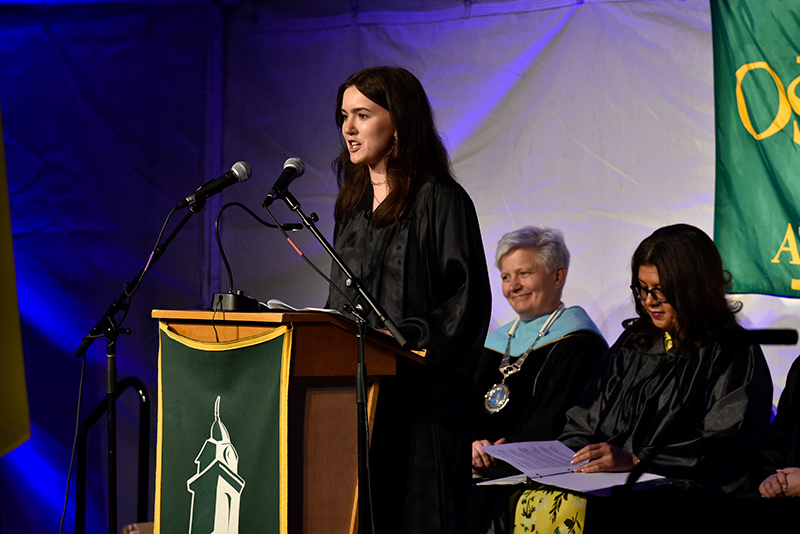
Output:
top-left (175, 161), bottom-right (252, 210)
top-left (262, 157), bottom-right (305, 208)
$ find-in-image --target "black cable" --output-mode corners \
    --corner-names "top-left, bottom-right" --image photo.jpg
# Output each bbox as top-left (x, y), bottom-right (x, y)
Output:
top-left (59, 349), bottom-right (88, 534)
top-left (262, 204), bottom-right (358, 312)
top-left (215, 201), bottom-right (302, 295)
top-left (211, 294), bottom-right (222, 342)
top-left (123, 207), bottom-right (176, 304)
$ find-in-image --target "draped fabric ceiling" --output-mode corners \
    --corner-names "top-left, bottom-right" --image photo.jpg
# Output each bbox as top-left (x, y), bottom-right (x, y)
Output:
top-left (2, 0), bottom-right (798, 530)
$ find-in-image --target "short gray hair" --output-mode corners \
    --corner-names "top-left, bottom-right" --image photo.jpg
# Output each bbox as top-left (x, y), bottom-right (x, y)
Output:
top-left (495, 226), bottom-right (570, 273)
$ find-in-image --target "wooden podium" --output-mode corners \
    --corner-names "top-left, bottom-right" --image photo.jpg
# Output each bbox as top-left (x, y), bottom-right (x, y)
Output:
top-left (152, 309), bottom-right (424, 534)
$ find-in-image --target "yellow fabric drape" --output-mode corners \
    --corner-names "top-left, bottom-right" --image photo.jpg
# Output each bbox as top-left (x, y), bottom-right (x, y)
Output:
top-left (0, 97), bottom-right (30, 457)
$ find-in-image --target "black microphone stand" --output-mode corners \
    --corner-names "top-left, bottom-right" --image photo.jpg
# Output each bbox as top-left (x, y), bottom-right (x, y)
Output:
top-left (268, 190), bottom-right (407, 534)
top-left (73, 201), bottom-right (202, 534)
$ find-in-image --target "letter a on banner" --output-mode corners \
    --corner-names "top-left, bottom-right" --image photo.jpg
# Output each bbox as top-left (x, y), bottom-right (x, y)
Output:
top-left (712, 0), bottom-right (800, 297)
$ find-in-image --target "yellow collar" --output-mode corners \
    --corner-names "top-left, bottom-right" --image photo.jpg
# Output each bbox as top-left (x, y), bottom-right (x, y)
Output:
top-left (664, 331), bottom-right (673, 352)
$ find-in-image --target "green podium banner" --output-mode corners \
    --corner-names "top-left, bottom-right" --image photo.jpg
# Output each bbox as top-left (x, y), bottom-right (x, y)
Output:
top-left (712, 0), bottom-right (800, 296)
top-left (155, 321), bottom-right (291, 534)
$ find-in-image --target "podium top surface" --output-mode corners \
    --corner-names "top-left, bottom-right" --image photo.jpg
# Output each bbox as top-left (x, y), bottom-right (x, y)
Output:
top-left (152, 309), bottom-right (426, 365)
top-left (153, 308), bottom-right (342, 324)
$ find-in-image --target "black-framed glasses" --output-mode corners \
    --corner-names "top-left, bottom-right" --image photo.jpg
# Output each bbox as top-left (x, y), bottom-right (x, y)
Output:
top-left (630, 284), bottom-right (667, 303)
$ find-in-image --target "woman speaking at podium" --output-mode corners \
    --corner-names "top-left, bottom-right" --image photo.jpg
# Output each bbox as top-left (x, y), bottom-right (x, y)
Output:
top-left (325, 66), bottom-right (492, 534)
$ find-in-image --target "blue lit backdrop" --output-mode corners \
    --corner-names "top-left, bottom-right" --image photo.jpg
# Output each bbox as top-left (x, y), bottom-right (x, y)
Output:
top-left (3, 1), bottom-right (798, 532)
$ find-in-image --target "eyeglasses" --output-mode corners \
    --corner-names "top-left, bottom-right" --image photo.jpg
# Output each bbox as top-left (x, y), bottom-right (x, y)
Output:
top-left (630, 284), bottom-right (667, 304)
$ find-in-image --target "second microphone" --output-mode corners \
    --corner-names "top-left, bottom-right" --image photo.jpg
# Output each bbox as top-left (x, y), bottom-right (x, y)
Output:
top-left (263, 157), bottom-right (305, 208)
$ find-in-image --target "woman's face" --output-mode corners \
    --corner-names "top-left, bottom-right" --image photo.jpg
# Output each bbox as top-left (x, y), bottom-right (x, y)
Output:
top-left (340, 86), bottom-right (397, 174)
top-left (636, 264), bottom-right (679, 335)
top-left (500, 248), bottom-right (564, 320)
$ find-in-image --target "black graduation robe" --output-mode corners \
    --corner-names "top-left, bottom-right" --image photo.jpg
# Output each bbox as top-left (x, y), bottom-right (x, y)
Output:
top-left (470, 315), bottom-right (606, 534)
top-left (326, 173), bottom-right (492, 534)
top-left (560, 330), bottom-right (773, 495)
top-left (760, 354), bottom-right (800, 478)
top-left (473, 326), bottom-right (607, 445)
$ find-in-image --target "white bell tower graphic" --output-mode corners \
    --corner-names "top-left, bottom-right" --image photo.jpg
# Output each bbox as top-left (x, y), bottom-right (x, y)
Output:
top-left (186, 396), bottom-right (246, 534)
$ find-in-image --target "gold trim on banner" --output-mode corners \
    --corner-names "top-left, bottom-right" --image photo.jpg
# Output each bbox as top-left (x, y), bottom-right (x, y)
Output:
top-left (155, 326), bottom-right (165, 534)
top-left (278, 325), bottom-right (292, 534)
top-left (159, 319), bottom-right (289, 350)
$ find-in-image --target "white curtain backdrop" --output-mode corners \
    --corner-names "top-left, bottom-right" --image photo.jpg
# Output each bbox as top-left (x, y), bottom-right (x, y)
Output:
top-left (220, 0), bottom-right (800, 405)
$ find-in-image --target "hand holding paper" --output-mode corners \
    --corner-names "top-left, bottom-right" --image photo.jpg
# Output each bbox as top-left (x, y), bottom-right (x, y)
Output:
top-left (571, 442), bottom-right (639, 473)
top-left (482, 440), bottom-right (586, 477)
top-left (481, 440), bottom-right (663, 493)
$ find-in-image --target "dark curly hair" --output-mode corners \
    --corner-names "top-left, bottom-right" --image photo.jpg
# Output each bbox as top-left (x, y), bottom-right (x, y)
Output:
top-left (332, 66), bottom-right (451, 227)
top-left (624, 224), bottom-right (742, 353)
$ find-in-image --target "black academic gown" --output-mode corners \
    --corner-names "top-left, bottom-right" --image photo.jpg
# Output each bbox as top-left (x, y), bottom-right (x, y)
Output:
top-left (560, 330), bottom-right (773, 496)
top-left (326, 174), bottom-right (492, 534)
top-left (473, 330), bottom-right (608, 445)
top-left (470, 329), bottom-right (607, 534)
top-left (760, 354), bottom-right (800, 478)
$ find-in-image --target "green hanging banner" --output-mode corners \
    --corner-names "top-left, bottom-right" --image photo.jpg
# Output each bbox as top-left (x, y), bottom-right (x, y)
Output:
top-left (155, 322), bottom-right (291, 534)
top-left (712, 0), bottom-right (800, 296)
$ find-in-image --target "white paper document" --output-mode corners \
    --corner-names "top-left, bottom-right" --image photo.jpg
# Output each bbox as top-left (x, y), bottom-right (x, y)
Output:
top-left (475, 473), bottom-right (529, 486)
top-left (481, 440), bottom-right (664, 493)
top-left (266, 298), bottom-right (340, 314)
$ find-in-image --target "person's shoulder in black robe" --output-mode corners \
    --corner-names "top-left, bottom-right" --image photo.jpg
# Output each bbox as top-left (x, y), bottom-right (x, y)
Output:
top-left (560, 330), bottom-right (773, 495)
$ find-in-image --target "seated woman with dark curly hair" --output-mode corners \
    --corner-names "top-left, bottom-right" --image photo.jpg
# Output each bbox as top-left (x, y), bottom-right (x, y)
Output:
top-left (512, 224), bottom-right (774, 534)
top-left (561, 223), bottom-right (773, 492)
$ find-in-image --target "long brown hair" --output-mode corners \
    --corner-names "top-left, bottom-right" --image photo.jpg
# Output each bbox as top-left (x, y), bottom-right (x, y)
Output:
top-left (624, 224), bottom-right (741, 353)
top-left (332, 66), bottom-right (451, 227)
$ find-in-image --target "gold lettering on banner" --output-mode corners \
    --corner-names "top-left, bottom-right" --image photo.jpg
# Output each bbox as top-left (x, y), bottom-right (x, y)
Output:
top-left (790, 57), bottom-right (800, 144)
top-left (771, 223), bottom-right (800, 264)
top-left (735, 61), bottom-right (792, 140)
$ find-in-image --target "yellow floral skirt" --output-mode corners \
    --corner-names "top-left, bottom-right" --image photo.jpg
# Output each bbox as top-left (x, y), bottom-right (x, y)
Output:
top-left (513, 484), bottom-right (586, 534)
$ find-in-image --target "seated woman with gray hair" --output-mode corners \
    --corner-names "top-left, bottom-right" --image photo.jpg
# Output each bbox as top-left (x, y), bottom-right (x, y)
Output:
top-left (470, 226), bottom-right (607, 533)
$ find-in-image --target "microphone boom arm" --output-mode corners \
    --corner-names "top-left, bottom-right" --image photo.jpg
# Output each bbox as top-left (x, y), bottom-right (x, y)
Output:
top-left (277, 191), bottom-right (408, 348)
top-left (74, 206), bottom-right (198, 358)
